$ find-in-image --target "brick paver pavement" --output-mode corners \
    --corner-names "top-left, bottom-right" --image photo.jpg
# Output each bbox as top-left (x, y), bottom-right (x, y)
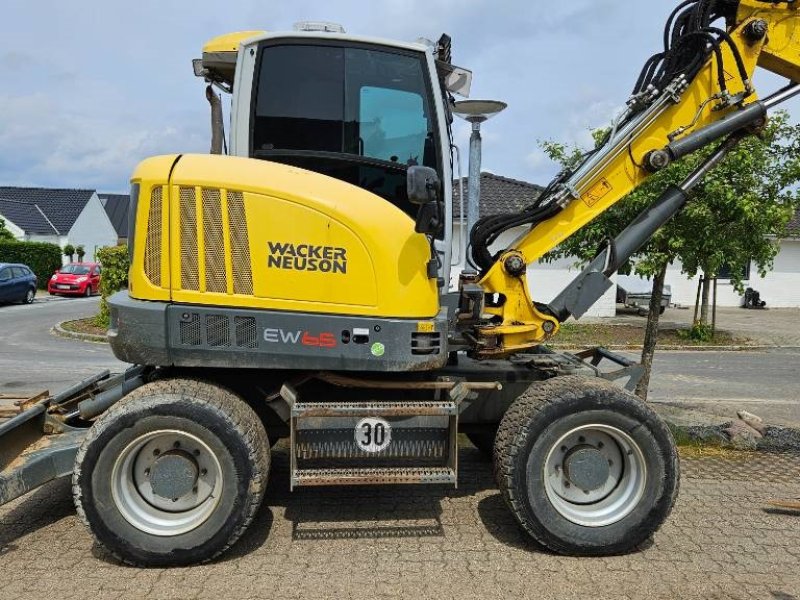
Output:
top-left (1, 444), bottom-right (798, 600)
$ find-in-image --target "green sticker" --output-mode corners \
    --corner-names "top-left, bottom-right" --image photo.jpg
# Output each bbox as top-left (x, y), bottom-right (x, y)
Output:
top-left (371, 342), bottom-right (385, 357)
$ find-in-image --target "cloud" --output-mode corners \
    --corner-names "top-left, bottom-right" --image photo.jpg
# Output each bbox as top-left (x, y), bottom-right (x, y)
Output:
top-left (0, 92), bottom-right (207, 190)
top-left (1, 0), bottom-right (798, 192)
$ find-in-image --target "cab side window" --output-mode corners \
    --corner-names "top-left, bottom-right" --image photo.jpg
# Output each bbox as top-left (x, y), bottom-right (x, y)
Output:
top-left (0, 268), bottom-right (11, 282)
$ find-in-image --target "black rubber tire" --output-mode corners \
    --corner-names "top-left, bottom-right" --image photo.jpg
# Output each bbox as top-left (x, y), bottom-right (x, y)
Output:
top-left (23, 287), bottom-right (35, 304)
top-left (466, 428), bottom-right (498, 458)
top-left (73, 378), bottom-right (270, 567)
top-left (493, 375), bottom-right (679, 556)
top-left (84, 285), bottom-right (92, 297)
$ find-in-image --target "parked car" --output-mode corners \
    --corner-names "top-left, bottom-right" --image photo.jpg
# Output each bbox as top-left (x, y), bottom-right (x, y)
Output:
top-left (48, 262), bottom-right (102, 297)
top-left (616, 275), bottom-right (671, 316)
top-left (0, 263), bottom-right (37, 304)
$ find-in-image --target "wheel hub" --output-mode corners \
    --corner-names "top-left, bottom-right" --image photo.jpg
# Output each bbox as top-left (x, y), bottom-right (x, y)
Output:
top-left (149, 451), bottom-right (198, 500)
top-left (111, 430), bottom-right (223, 536)
top-left (542, 424), bottom-right (647, 527)
top-left (563, 446), bottom-right (610, 491)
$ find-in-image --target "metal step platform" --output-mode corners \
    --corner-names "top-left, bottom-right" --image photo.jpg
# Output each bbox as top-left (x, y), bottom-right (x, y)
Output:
top-left (288, 397), bottom-right (459, 490)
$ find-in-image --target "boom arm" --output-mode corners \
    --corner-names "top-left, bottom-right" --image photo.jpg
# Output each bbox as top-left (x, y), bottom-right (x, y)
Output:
top-left (463, 0), bottom-right (800, 358)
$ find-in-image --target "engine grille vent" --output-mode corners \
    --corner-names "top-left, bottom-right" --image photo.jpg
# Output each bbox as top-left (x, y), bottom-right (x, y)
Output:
top-left (202, 188), bottom-right (227, 294)
top-left (179, 313), bottom-right (201, 345)
top-left (144, 186), bottom-right (162, 287)
top-left (179, 187), bottom-right (199, 291)
top-left (206, 314), bottom-right (230, 347)
top-left (227, 191), bottom-right (253, 295)
top-left (234, 316), bottom-right (258, 349)
top-left (411, 332), bottom-right (441, 355)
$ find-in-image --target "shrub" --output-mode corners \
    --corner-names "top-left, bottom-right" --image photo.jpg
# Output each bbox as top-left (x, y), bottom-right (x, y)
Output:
top-left (0, 241), bottom-right (62, 288)
top-left (0, 218), bottom-right (14, 242)
top-left (678, 321), bottom-right (715, 342)
top-left (94, 245), bottom-right (130, 328)
top-left (63, 244), bottom-right (75, 262)
top-left (76, 244), bottom-right (86, 261)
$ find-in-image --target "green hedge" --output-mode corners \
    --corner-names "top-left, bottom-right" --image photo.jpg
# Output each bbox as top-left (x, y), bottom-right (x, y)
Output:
top-left (94, 245), bottom-right (130, 328)
top-left (0, 241), bottom-right (62, 288)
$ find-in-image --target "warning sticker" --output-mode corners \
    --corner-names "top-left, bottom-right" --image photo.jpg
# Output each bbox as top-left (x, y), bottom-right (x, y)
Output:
top-left (581, 179), bottom-right (613, 207)
top-left (416, 321), bottom-right (435, 333)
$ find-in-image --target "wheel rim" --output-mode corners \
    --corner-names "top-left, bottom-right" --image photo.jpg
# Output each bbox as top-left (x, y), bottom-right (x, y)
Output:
top-left (111, 429), bottom-right (223, 536)
top-left (542, 424), bottom-right (647, 527)
top-left (26, 289), bottom-right (33, 303)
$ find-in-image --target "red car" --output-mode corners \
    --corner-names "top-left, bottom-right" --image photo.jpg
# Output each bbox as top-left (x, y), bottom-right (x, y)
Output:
top-left (48, 262), bottom-right (102, 297)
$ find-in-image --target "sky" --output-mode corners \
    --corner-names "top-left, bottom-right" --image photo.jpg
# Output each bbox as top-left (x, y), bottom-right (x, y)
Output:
top-left (1, 0), bottom-right (797, 193)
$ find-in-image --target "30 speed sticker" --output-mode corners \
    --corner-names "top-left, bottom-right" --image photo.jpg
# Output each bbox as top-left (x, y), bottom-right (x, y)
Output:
top-left (354, 417), bottom-right (392, 453)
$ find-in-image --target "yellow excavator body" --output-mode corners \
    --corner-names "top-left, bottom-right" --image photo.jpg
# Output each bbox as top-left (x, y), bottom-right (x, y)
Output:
top-left (128, 154), bottom-right (439, 319)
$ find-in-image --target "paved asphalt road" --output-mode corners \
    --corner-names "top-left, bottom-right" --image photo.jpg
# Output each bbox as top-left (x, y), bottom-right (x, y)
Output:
top-left (1, 296), bottom-right (797, 426)
top-left (1, 298), bottom-right (799, 599)
top-left (0, 295), bottom-right (125, 396)
top-left (647, 348), bottom-right (800, 427)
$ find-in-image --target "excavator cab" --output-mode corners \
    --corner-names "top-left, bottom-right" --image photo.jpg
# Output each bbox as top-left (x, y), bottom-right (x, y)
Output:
top-left (194, 25), bottom-right (474, 284)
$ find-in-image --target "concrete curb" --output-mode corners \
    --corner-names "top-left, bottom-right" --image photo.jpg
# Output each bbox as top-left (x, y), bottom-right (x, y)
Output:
top-left (52, 320), bottom-right (108, 344)
top-left (653, 402), bottom-right (800, 452)
top-left (664, 419), bottom-right (800, 452)
top-left (550, 344), bottom-right (799, 352)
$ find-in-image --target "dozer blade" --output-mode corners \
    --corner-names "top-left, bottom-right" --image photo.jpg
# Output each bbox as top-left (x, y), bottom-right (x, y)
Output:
top-left (0, 369), bottom-right (143, 508)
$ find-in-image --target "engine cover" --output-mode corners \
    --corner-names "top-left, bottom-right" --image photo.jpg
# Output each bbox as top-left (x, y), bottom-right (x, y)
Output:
top-left (127, 154), bottom-right (439, 319)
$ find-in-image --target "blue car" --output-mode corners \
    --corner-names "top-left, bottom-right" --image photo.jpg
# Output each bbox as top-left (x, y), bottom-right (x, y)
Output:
top-left (0, 263), bottom-right (37, 304)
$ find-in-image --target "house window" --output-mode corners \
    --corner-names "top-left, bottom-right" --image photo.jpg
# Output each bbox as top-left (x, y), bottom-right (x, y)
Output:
top-left (717, 262), bottom-right (750, 281)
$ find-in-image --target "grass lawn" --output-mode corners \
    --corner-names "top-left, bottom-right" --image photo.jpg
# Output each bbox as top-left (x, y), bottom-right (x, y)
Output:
top-left (549, 321), bottom-right (752, 348)
top-left (61, 317), bottom-right (107, 337)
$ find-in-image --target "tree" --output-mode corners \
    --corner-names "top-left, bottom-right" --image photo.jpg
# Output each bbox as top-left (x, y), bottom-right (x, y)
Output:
top-left (541, 135), bottom-right (696, 399)
top-left (63, 244), bottom-right (75, 263)
top-left (0, 218), bottom-right (15, 242)
top-left (541, 111), bottom-right (800, 399)
top-left (76, 245), bottom-right (86, 261)
top-left (673, 112), bottom-right (800, 334)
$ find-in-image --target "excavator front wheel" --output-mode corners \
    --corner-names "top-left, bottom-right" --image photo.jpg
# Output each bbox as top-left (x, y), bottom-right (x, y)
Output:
top-left (494, 375), bottom-right (679, 556)
top-left (73, 378), bottom-right (270, 567)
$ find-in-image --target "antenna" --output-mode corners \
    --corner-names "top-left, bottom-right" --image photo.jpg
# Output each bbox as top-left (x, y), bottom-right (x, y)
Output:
top-left (452, 100), bottom-right (507, 269)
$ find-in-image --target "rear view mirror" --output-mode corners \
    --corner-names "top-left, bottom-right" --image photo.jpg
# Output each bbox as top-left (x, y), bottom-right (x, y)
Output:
top-left (407, 166), bottom-right (440, 205)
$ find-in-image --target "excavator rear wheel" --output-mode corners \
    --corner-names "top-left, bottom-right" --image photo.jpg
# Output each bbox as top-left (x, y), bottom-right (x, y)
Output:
top-left (494, 375), bottom-right (679, 556)
top-left (73, 378), bottom-right (270, 566)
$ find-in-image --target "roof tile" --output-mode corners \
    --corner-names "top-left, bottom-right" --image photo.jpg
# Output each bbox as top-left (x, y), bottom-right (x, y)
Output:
top-left (0, 187), bottom-right (94, 235)
top-left (99, 193), bottom-right (130, 237)
top-left (453, 172), bottom-right (542, 218)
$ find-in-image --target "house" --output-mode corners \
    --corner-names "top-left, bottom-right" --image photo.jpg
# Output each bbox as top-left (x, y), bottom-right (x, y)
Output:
top-left (662, 208), bottom-right (800, 308)
top-left (450, 172), bottom-right (618, 317)
top-left (99, 193), bottom-right (131, 244)
top-left (0, 187), bottom-right (118, 263)
top-left (451, 173), bottom-right (800, 314)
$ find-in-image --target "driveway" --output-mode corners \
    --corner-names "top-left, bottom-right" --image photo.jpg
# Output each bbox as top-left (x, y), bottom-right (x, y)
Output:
top-left (605, 306), bottom-right (800, 346)
top-left (0, 444), bottom-right (798, 600)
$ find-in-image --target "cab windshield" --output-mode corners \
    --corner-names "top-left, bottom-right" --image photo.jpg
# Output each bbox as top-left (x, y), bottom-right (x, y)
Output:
top-left (251, 42), bottom-right (440, 218)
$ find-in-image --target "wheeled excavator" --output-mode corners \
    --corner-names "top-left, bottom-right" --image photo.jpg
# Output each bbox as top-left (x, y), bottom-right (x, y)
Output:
top-left (2, 0), bottom-right (799, 567)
